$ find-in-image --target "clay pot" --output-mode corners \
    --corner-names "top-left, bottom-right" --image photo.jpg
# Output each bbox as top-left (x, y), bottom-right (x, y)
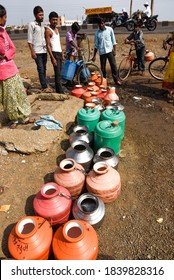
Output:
top-left (54, 158), bottom-right (85, 197)
top-left (66, 140), bottom-right (94, 172)
top-left (33, 182), bottom-right (72, 227)
top-left (52, 219), bottom-right (98, 259)
top-left (93, 147), bottom-right (119, 170)
top-left (72, 192), bottom-right (105, 228)
top-left (71, 85), bottom-right (86, 98)
top-left (86, 162), bottom-right (121, 203)
top-left (8, 216), bottom-right (53, 260)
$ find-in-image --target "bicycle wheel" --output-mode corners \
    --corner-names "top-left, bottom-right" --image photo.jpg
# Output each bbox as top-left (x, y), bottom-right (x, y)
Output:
top-left (118, 56), bottom-right (132, 80)
top-left (76, 62), bottom-right (103, 85)
top-left (148, 57), bottom-right (168, 81)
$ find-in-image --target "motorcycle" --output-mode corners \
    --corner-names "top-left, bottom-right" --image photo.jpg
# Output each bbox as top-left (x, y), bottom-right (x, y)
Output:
top-left (132, 10), bottom-right (158, 31)
top-left (110, 13), bottom-right (135, 32)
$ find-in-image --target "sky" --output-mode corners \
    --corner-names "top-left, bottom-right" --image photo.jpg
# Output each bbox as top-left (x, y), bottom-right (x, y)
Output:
top-left (0, 0), bottom-right (173, 26)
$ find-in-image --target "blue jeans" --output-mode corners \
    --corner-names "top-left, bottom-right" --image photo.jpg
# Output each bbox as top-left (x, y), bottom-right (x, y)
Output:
top-left (136, 47), bottom-right (145, 72)
top-left (35, 53), bottom-right (48, 89)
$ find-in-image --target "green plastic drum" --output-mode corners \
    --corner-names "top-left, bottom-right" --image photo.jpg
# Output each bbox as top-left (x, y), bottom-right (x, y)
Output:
top-left (101, 109), bottom-right (126, 140)
top-left (77, 107), bottom-right (100, 133)
top-left (94, 120), bottom-right (122, 155)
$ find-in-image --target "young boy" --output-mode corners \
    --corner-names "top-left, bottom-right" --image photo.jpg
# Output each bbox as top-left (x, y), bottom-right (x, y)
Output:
top-left (125, 23), bottom-right (145, 75)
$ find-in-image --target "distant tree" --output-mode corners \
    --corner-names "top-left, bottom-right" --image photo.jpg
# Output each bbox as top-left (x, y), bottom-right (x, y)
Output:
top-left (5, 26), bottom-right (12, 31)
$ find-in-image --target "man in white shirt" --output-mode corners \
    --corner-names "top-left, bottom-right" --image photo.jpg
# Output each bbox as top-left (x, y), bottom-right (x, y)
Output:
top-left (45, 11), bottom-right (65, 93)
top-left (143, 2), bottom-right (151, 17)
top-left (28, 6), bottom-right (51, 92)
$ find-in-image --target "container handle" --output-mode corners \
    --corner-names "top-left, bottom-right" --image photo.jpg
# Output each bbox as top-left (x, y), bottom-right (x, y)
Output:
top-left (74, 167), bottom-right (88, 176)
top-left (112, 121), bottom-right (119, 126)
top-left (58, 191), bottom-right (78, 201)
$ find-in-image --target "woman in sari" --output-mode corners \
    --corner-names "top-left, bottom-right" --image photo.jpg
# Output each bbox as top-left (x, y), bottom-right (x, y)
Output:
top-left (0, 4), bottom-right (31, 128)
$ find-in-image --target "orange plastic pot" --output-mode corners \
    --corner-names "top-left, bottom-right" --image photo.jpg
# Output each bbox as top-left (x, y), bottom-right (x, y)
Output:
top-left (33, 182), bottom-right (72, 227)
top-left (85, 102), bottom-right (96, 109)
top-left (87, 82), bottom-right (99, 92)
top-left (144, 50), bottom-right (155, 61)
top-left (8, 216), bottom-right (53, 260)
top-left (81, 91), bottom-right (92, 102)
top-left (90, 72), bottom-right (98, 82)
top-left (52, 219), bottom-right (98, 260)
top-left (86, 162), bottom-right (121, 203)
top-left (95, 75), bottom-right (107, 88)
top-left (54, 158), bottom-right (85, 197)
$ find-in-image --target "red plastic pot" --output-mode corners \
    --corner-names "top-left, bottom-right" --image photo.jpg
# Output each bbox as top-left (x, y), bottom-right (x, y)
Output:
top-left (52, 219), bottom-right (98, 260)
top-left (71, 85), bottom-right (86, 98)
top-left (33, 182), bottom-right (72, 227)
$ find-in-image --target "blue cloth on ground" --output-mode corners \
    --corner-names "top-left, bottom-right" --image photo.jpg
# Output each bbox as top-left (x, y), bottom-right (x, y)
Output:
top-left (34, 115), bottom-right (63, 130)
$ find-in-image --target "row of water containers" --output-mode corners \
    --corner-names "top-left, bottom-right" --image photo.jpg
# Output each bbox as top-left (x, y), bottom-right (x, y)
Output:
top-left (64, 105), bottom-right (126, 174)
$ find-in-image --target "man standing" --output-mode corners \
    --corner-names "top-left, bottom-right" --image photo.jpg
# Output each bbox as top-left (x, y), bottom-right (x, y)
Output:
top-left (28, 6), bottom-right (51, 92)
top-left (92, 18), bottom-right (121, 86)
top-left (45, 11), bottom-right (65, 93)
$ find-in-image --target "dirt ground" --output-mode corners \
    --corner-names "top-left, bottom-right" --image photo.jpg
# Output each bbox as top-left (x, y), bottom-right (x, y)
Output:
top-left (0, 34), bottom-right (174, 260)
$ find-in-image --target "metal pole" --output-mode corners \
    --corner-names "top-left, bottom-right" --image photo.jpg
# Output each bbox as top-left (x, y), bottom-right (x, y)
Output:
top-left (151, 0), bottom-right (154, 16)
top-left (130, 0), bottom-right (133, 18)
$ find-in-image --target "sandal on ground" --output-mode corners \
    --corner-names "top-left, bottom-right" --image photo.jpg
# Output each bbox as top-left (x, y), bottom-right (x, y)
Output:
top-left (7, 121), bottom-right (18, 129)
top-left (21, 117), bottom-right (36, 124)
top-left (42, 87), bottom-right (54, 93)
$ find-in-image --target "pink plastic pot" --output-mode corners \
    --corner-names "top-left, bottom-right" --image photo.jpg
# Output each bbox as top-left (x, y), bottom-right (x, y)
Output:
top-left (33, 182), bottom-right (72, 227)
top-left (54, 158), bottom-right (85, 197)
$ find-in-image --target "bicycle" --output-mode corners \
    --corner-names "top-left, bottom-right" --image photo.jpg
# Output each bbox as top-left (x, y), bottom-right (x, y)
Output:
top-left (61, 48), bottom-right (103, 86)
top-left (148, 39), bottom-right (173, 81)
top-left (118, 44), bottom-right (155, 81)
top-left (118, 44), bottom-right (139, 81)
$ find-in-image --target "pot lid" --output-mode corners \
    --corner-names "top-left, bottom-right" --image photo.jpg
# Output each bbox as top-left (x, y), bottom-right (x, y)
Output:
top-left (77, 107), bottom-right (100, 120)
top-left (102, 109), bottom-right (126, 122)
top-left (95, 120), bottom-right (122, 138)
